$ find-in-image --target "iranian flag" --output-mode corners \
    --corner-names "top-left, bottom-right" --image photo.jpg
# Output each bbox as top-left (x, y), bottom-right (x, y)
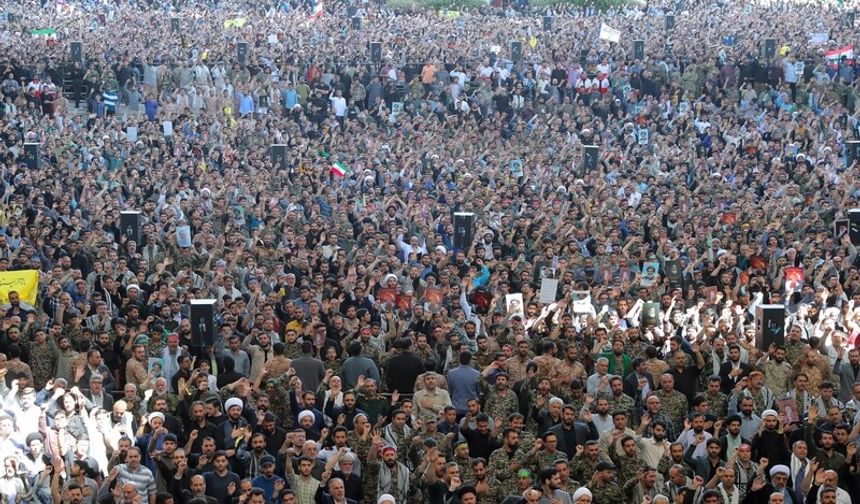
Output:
top-left (330, 161), bottom-right (348, 177)
top-left (31, 28), bottom-right (58, 39)
top-left (310, 0), bottom-right (323, 19)
top-left (825, 45), bottom-right (854, 63)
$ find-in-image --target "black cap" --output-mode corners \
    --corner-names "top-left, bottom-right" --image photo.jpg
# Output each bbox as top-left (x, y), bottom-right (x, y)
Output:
top-left (595, 461), bottom-right (617, 471)
top-left (261, 455), bottom-right (276, 466)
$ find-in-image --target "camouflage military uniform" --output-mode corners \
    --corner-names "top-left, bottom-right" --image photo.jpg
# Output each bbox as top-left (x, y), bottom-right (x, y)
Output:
top-left (653, 390), bottom-right (688, 433)
top-left (516, 430), bottom-right (536, 453)
top-left (283, 342), bottom-right (303, 360)
top-left (704, 390), bottom-right (729, 419)
top-left (549, 360), bottom-right (587, 392)
top-left (534, 449), bottom-right (568, 472)
top-left (657, 455), bottom-right (694, 480)
top-left (608, 442), bottom-right (646, 484)
top-left (454, 456), bottom-right (476, 485)
top-left (533, 355), bottom-right (563, 381)
top-left (474, 478), bottom-right (503, 504)
top-left (642, 358), bottom-right (670, 386)
top-left (506, 356), bottom-right (533, 383)
top-left (606, 392), bottom-right (636, 420)
top-left (267, 374), bottom-right (294, 426)
top-left (560, 477), bottom-right (582, 496)
top-left (588, 479), bottom-right (625, 504)
top-left (569, 454), bottom-right (599, 483)
top-left (473, 349), bottom-right (496, 370)
top-left (761, 360), bottom-right (793, 400)
top-left (784, 342), bottom-right (808, 367)
top-left (488, 447), bottom-right (529, 496)
top-left (27, 341), bottom-right (58, 389)
top-left (484, 388), bottom-right (519, 423)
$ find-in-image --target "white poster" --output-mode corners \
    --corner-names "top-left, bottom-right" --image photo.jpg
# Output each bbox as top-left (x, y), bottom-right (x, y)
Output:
top-left (571, 291), bottom-right (593, 314)
top-left (599, 23), bottom-right (621, 44)
top-left (539, 278), bottom-right (559, 304)
top-left (176, 225), bottom-right (192, 248)
top-left (162, 120), bottom-right (174, 137)
top-left (505, 293), bottom-right (525, 319)
top-left (126, 126), bottom-right (138, 142)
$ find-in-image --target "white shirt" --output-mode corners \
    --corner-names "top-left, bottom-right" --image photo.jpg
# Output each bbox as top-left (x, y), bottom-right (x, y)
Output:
top-left (330, 96), bottom-right (347, 117)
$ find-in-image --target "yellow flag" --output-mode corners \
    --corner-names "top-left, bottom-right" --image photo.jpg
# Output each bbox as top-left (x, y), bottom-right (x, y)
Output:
top-left (529, 36), bottom-right (538, 48)
top-left (223, 17), bottom-right (247, 29)
top-left (0, 270), bottom-right (40, 305)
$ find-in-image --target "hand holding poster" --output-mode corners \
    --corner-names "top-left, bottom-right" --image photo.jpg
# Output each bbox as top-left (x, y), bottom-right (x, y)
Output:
top-left (539, 278), bottom-right (558, 304)
top-left (599, 23), bottom-right (621, 44)
top-left (506, 293), bottom-right (525, 319)
top-left (571, 291), bottom-right (594, 314)
top-left (785, 267), bottom-right (804, 295)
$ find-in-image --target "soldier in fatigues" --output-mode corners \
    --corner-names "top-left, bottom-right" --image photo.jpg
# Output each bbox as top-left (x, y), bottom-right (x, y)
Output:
top-left (608, 434), bottom-right (646, 484)
top-left (482, 373), bottom-right (520, 425)
top-left (606, 377), bottom-right (636, 421)
top-left (488, 428), bottom-right (533, 497)
top-left (703, 376), bottom-right (730, 419)
top-left (570, 441), bottom-right (601, 483)
top-left (759, 345), bottom-right (793, 401)
top-left (452, 441), bottom-right (476, 485)
top-left (653, 374), bottom-right (689, 434)
top-left (587, 461), bottom-right (625, 504)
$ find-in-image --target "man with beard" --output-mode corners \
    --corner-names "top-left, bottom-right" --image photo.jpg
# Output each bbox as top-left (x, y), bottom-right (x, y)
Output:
top-left (605, 377), bottom-right (636, 421)
top-left (608, 434), bottom-right (645, 484)
top-left (729, 444), bottom-right (760, 500)
top-left (678, 413), bottom-right (713, 459)
top-left (332, 391), bottom-right (366, 430)
top-left (217, 398), bottom-right (249, 451)
top-left (657, 442), bottom-right (694, 482)
top-left (740, 465), bottom-right (800, 504)
top-left (237, 432), bottom-right (274, 479)
top-left (488, 429), bottom-right (529, 497)
top-left (470, 458), bottom-right (499, 504)
top-left (182, 474), bottom-right (219, 504)
top-left (64, 460), bottom-right (97, 504)
top-left (367, 432), bottom-right (410, 504)
top-left (539, 468), bottom-right (572, 504)
top-left (150, 430), bottom-right (179, 492)
top-left (622, 466), bottom-right (661, 504)
top-left (758, 344), bottom-right (792, 408)
top-left (718, 415), bottom-right (751, 462)
top-left (586, 461), bottom-right (624, 504)
top-left (460, 413), bottom-right (500, 462)
top-left (115, 447), bottom-right (157, 504)
top-left (125, 344), bottom-right (152, 391)
top-left (720, 345), bottom-right (752, 395)
top-left (750, 410), bottom-right (791, 467)
top-left (184, 401), bottom-right (218, 455)
top-left (570, 440), bottom-right (602, 484)
top-left (834, 347), bottom-right (860, 403)
top-left (548, 405), bottom-right (599, 460)
top-left (481, 372), bottom-right (519, 423)
top-left (804, 405), bottom-right (845, 472)
top-left (449, 441), bottom-right (475, 485)
top-left (51, 458), bottom-right (83, 504)
top-left (203, 451), bottom-right (240, 504)
top-left (549, 344), bottom-right (587, 392)
top-left (685, 438), bottom-right (725, 482)
top-left (251, 455), bottom-right (286, 502)
top-left (670, 347), bottom-right (705, 405)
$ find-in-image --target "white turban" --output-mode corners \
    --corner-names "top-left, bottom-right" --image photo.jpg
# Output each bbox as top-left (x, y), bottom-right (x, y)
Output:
top-left (148, 412), bottom-right (165, 425)
top-left (770, 464), bottom-right (790, 477)
top-left (224, 398), bottom-right (243, 412)
top-left (377, 494), bottom-right (395, 504)
top-left (572, 488), bottom-right (592, 502)
top-left (298, 410), bottom-right (315, 424)
top-left (761, 409), bottom-right (778, 418)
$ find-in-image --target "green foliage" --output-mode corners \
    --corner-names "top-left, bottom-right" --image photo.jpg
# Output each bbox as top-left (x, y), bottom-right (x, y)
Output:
top-left (386, 0), bottom-right (490, 11)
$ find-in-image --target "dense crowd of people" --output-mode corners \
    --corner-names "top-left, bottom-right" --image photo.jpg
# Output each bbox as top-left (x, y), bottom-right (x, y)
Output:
top-left (2, 0), bottom-right (860, 503)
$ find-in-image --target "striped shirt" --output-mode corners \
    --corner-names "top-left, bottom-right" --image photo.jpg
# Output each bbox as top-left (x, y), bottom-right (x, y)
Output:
top-left (103, 90), bottom-right (118, 112)
top-left (116, 464), bottom-right (156, 500)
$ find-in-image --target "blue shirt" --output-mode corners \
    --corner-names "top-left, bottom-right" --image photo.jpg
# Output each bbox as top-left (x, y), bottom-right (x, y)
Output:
top-left (251, 474), bottom-right (284, 502)
top-left (237, 93), bottom-right (255, 116)
top-left (447, 365), bottom-right (481, 413)
top-left (282, 88), bottom-right (298, 109)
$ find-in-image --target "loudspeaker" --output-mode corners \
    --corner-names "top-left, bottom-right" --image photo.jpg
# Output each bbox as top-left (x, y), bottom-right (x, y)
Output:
top-left (849, 209), bottom-right (860, 246)
top-left (665, 14), bottom-right (675, 30)
top-left (22, 143), bottom-right (40, 170)
top-left (352, 16), bottom-right (361, 30)
top-left (119, 211), bottom-right (142, 245)
top-left (634, 40), bottom-right (645, 61)
top-left (756, 304), bottom-right (785, 350)
top-left (271, 144), bottom-right (287, 169)
top-left (583, 145), bottom-right (599, 171)
top-left (190, 300), bottom-right (216, 347)
top-left (370, 42), bottom-right (382, 63)
top-left (846, 140), bottom-right (860, 166)
top-left (171, 17), bottom-right (180, 32)
top-left (237, 42), bottom-right (248, 64)
top-left (848, 11), bottom-right (856, 27)
top-left (453, 212), bottom-right (476, 252)
top-left (543, 15), bottom-right (552, 31)
top-left (580, 49), bottom-right (589, 65)
top-left (764, 38), bottom-right (776, 59)
top-left (510, 41), bottom-right (522, 63)
top-left (70, 41), bottom-right (83, 63)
